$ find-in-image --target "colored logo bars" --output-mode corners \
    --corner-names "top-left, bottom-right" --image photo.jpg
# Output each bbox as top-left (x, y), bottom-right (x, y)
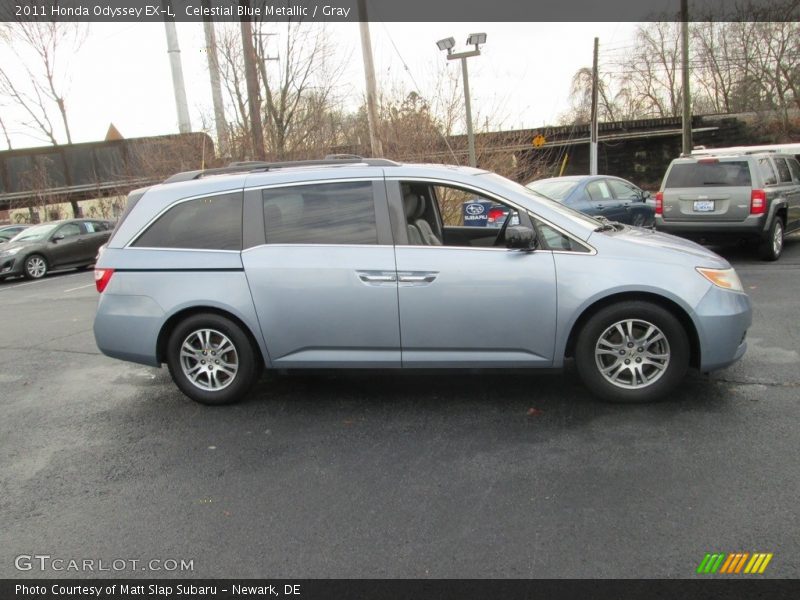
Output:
top-left (697, 552), bottom-right (773, 574)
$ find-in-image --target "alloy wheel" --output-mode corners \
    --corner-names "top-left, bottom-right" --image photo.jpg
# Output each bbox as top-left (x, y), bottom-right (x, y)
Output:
top-left (179, 328), bottom-right (239, 391)
top-left (594, 319), bottom-right (671, 389)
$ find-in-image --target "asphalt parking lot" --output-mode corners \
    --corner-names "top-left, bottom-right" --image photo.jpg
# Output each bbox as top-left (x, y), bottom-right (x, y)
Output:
top-left (1, 237), bottom-right (799, 579)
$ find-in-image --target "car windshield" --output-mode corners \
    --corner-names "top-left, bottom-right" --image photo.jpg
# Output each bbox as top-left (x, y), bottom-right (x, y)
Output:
top-left (526, 179), bottom-right (578, 201)
top-left (9, 223), bottom-right (59, 242)
top-left (478, 172), bottom-right (601, 229)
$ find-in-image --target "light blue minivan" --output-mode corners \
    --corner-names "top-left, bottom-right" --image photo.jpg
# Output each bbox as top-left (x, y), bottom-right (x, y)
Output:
top-left (93, 158), bottom-right (751, 405)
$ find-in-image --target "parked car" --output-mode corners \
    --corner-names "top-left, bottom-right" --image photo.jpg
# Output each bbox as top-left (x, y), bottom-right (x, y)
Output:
top-left (93, 158), bottom-right (750, 406)
top-left (655, 150), bottom-right (800, 260)
top-left (526, 175), bottom-right (655, 227)
top-left (0, 224), bottom-right (29, 244)
top-left (0, 219), bottom-right (113, 280)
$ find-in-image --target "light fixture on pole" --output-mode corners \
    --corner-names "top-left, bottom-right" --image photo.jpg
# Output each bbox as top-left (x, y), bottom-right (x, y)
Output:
top-left (436, 33), bottom-right (486, 168)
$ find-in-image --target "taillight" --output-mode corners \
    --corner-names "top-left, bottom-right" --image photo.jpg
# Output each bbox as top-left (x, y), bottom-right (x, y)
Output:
top-left (95, 268), bottom-right (114, 293)
top-left (655, 192), bottom-right (664, 215)
top-left (750, 189), bottom-right (766, 215)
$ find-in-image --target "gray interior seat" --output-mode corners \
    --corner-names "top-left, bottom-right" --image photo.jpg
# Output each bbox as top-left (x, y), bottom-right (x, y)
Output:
top-left (413, 199), bottom-right (442, 246)
top-left (403, 192), bottom-right (424, 245)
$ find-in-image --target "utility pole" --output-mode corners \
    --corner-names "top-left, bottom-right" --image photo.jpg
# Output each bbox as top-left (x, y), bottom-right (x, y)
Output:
top-left (239, 8), bottom-right (266, 161)
top-left (163, 1), bottom-right (191, 133)
top-left (589, 36), bottom-right (599, 175)
top-left (202, 1), bottom-right (230, 158)
top-left (357, 0), bottom-right (383, 157)
top-left (681, 0), bottom-right (692, 155)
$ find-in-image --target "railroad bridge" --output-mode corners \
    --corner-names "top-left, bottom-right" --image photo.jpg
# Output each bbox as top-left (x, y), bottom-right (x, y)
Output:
top-left (0, 113), bottom-right (778, 223)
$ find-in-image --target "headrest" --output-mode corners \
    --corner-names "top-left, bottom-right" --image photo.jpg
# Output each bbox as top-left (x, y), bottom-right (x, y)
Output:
top-left (403, 192), bottom-right (419, 219)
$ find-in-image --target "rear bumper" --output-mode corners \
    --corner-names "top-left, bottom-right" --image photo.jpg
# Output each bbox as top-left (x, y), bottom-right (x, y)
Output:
top-left (694, 286), bottom-right (752, 372)
top-left (655, 214), bottom-right (768, 241)
top-left (93, 293), bottom-right (164, 367)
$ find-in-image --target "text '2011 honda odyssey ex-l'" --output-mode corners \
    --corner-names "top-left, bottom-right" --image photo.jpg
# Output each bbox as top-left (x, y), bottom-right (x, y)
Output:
top-left (93, 158), bottom-right (751, 405)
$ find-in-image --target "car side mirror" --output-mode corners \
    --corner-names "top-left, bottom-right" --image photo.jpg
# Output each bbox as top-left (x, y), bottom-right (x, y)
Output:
top-left (52, 233), bottom-right (65, 242)
top-left (505, 225), bottom-right (537, 250)
top-left (642, 190), bottom-right (651, 200)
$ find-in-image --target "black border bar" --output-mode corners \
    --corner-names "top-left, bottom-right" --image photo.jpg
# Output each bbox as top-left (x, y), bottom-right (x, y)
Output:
top-left (3, 579), bottom-right (800, 600)
top-left (2, 0), bottom-right (799, 23)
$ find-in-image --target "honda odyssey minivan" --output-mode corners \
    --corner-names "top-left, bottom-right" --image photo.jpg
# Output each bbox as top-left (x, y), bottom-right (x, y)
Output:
top-left (93, 158), bottom-right (751, 405)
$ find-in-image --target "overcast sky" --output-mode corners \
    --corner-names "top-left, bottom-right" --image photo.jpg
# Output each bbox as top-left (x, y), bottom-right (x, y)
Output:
top-left (1, 21), bottom-right (638, 150)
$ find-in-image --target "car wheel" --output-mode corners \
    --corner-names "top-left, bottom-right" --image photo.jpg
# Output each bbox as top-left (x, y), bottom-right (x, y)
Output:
top-left (758, 217), bottom-right (784, 261)
top-left (166, 313), bottom-right (260, 405)
top-left (631, 213), bottom-right (646, 227)
top-left (23, 254), bottom-right (48, 279)
top-left (574, 301), bottom-right (690, 403)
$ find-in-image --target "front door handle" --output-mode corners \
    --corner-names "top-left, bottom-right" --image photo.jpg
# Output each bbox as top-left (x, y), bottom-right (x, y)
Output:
top-left (398, 272), bottom-right (438, 285)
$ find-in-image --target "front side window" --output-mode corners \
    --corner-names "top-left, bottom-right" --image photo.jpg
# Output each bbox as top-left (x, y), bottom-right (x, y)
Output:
top-left (56, 223), bottom-right (81, 239)
top-left (262, 181), bottom-right (377, 245)
top-left (133, 192), bottom-right (243, 250)
top-left (607, 179), bottom-right (640, 200)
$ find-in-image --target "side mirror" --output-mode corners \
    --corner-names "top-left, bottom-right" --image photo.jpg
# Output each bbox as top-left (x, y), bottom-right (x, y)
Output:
top-left (505, 225), bottom-right (537, 250)
top-left (642, 190), bottom-right (651, 200)
top-left (51, 233), bottom-right (65, 242)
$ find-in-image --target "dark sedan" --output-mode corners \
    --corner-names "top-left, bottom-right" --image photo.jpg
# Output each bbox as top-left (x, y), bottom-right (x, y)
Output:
top-left (526, 175), bottom-right (655, 227)
top-left (0, 219), bottom-right (113, 280)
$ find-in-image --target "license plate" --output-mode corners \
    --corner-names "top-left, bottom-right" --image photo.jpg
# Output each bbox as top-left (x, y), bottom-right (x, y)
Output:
top-left (693, 200), bottom-right (714, 212)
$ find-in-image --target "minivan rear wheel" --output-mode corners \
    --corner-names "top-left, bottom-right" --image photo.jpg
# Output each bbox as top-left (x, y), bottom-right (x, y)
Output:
top-left (166, 313), bottom-right (259, 405)
top-left (758, 217), bottom-right (784, 261)
top-left (575, 301), bottom-right (689, 403)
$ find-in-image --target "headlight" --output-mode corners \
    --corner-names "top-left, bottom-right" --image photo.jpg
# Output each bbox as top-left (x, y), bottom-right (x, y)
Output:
top-left (696, 267), bottom-right (744, 292)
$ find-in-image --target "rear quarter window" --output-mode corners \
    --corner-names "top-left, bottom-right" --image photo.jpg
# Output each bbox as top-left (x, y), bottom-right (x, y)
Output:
top-left (758, 158), bottom-right (777, 186)
top-left (774, 158), bottom-right (792, 183)
top-left (665, 161), bottom-right (751, 188)
top-left (132, 192), bottom-right (243, 250)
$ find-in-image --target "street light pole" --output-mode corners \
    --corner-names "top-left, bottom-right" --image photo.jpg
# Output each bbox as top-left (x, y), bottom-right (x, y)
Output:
top-left (437, 34), bottom-right (486, 168)
top-left (460, 57), bottom-right (476, 168)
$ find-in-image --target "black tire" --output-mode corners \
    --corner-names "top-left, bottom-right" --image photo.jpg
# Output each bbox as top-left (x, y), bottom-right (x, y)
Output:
top-left (758, 217), bottom-right (784, 261)
top-left (166, 313), bottom-right (260, 405)
top-left (574, 301), bottom-right (690, 403)
top-left (23, 254), bottom-right (48, 280)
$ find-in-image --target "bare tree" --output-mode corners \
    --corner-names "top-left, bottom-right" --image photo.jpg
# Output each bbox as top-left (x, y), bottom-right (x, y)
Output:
top-left (0, 21), bottom-right (86, 145)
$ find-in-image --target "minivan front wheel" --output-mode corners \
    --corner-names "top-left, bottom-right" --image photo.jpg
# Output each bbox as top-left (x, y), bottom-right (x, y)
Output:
top-left (759, 217), bottom-right (784, 261)
top-left (575, 301), bottom-right (689, 403)
top-left (166, 313), bottom-right (259, 405)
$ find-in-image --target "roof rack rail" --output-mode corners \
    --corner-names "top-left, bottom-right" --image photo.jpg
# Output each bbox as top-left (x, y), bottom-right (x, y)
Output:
top-left (163, 155), bottom-right (399, 184)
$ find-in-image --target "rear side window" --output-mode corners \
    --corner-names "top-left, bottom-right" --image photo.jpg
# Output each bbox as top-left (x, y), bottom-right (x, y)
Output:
top-left (133, 192), bottom-right (243, 250)
top-left (758, 159), bottom-right (777, 186)
top-left (262, 181), bottom-right (377, 245)
top-left (788, 158), bottom-right (800, 182)
top-left (774, 158), bottom-right (792, 183)
top-left (585, 180), bottom-right (612, 200)
top-left (665, 161), bottom-right (751, 188)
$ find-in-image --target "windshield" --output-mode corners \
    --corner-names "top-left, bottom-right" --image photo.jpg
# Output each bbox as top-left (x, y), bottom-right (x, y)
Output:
top-left (478, 172), bottom-right (601, 229)
top-left (10, 223), bottom-right (59, 242)
top-left (527, 179), bottom-right (578, 201)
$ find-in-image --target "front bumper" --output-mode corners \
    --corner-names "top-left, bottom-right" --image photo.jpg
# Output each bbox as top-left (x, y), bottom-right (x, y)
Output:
top-left (694, 285), bottom-right (752, 372)
top-left (0, 255), bottom-right (24, 277)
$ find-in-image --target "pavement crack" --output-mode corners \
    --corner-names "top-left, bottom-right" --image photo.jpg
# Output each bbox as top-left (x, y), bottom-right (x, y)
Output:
top-left (709, 377), bottom-right (800, 388)
top-left (0, 345), bottom-right (100, 357)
